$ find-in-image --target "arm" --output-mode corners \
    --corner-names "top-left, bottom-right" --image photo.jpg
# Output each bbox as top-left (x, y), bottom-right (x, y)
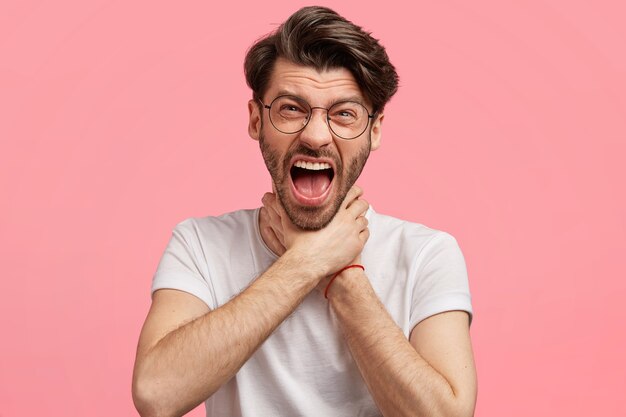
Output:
top-left (133, 252), bottom-right (319, 417)
top-left (263, 194), bottom-right (476, 416)
top-left (132, 186), bottom-right (369, 417)
top-left (326, 269), bottom-right (477, 417)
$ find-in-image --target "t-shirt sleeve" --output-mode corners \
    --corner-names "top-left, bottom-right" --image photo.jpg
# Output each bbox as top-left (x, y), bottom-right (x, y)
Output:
top-left (151, 219), bottom-right (216, 309)
top-left (409, 231), bottom-right (473, 329)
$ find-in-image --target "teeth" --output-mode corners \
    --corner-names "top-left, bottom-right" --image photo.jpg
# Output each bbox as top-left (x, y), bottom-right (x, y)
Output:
top-left (294, 160), bottom-right (331, 170)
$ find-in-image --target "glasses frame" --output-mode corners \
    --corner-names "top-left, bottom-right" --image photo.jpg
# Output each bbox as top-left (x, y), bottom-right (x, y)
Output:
top-left (259, 95), bottom-right (376, 140)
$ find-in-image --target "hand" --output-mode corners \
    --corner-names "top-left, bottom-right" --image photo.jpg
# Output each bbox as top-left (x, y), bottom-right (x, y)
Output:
top-left (261, 185), bottom-right (370, 279)
top-left (259, 205), bottom-right (287, 256)
top-left (315, 254), bottom-right (363, 296)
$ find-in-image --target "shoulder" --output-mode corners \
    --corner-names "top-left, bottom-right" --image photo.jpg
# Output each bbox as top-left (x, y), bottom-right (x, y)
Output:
top-left (167, 208), bottom-right (261, 258)
top-left (367, 209), bottom-right (459, 255)
top-left (173, 208), bottom-right (258, 239)
top-left (363, 209), bottom-right (472, 328)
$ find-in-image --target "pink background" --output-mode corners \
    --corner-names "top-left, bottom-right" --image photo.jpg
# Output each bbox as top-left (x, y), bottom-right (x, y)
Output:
top-left (1, 1), bottom-right (625, 416)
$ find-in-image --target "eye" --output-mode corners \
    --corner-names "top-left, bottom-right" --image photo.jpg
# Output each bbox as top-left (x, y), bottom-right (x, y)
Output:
top-left (336, 110), bottom-right (356, 118)
top-left (330, 103), bottom-right (361, 124)
top-left (275, 97), bottom-right (308, 119)
top-left (280, 104), bottom-right (306, 113)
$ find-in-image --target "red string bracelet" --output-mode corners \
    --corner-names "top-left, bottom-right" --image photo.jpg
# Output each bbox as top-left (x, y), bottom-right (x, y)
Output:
top-left (324, 264), bottom-right (365, 299)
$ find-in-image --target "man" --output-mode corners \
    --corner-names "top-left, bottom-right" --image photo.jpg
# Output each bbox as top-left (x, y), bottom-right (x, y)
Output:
top-left (133, 6), bottom-right (476, 417)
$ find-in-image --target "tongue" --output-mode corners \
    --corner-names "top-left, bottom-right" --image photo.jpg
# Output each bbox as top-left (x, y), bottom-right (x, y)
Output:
top-left (293, 170), bottom-right (331, 198)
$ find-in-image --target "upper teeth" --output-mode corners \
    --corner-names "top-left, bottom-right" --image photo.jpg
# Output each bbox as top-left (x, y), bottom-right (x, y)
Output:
top-left (294, 160), bottom-right (331, 170)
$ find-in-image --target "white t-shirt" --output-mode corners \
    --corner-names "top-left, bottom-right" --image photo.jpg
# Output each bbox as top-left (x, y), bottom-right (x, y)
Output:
top-left (152, 207), bottom-right (473, 417)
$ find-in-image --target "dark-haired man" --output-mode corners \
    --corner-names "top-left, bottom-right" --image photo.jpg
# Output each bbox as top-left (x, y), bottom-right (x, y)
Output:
top-left (133, 6), bottom-right (476, 417)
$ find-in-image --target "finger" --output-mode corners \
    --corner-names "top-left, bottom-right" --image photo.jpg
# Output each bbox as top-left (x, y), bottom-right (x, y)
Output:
top-left (269, 186), bottom-right (291, 220)
top-left (260, 206), bottom-right (269, 222)
top-left (261, 192), bottom-right (274, 208)
top-left (260, 206), bottom-right (285, 247)
top-left (264, 200), bottom-right (282, 230)
top-left (264, 225), bottom-right (286, 255)
top-left (357, 216), bottom-right (369, 230)
top-left (262, 203), bottom-right (286, 246)
top-left (274, 223), bottom-right (286, 244)
top-left (263, 193), bottom-right (285, 220)
top-left (272, 195), bottom-right (289, 220)
top-left (341, 185), bottom-right (364, 209)
top-left (262, 190), bottom-right (277, 208)
top-left (359, 227), bottom-right (370, 244)
top-left (347, 198), bottom-right (369, 218)
top-left (267, 198), bottom-right (283, 223)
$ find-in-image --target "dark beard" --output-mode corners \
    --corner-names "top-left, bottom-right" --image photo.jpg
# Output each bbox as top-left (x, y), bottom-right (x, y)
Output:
top-left (259, 132), bottom-right (370, 231)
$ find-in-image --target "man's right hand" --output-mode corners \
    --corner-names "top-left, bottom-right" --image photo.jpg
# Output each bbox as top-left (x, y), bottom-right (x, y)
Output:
top-left (134, 185), bottom-right (370, 416)
top-left (261, 185), bottom-right (370, 279)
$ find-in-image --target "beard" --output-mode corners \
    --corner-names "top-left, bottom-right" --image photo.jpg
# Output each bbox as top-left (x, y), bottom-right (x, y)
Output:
top-left (259, 130), bottom-right (371, 231)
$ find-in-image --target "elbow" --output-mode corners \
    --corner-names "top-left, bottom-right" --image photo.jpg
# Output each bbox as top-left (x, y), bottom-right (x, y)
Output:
top-left (448, 391), bottom-right (477, 417)
top-left (132, 380), bottom-right (162, 417)
top-left (453, 404), bottom-right (476, 417)
top-left (427, 403), bottom-right (475, 417)
top-left (132, 370), bottom-right (177, 417)
top-left (424, 391), bottom-right (476, 417)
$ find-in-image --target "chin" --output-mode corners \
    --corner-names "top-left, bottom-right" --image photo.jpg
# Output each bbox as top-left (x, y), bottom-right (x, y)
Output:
top-left (277, 187), bottom-right (343, 231)
top-left (287, 204), bottom-right (338, 231)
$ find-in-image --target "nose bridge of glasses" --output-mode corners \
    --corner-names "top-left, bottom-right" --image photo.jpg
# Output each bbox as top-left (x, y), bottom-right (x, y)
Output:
top-left (301, 106), bottom-right (332, 142)
top-left (307, 106), bottom-right (331, 122)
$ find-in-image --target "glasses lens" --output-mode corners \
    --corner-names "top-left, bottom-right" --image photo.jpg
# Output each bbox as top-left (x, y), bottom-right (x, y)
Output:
top-left (328, 101), bottom-right (369, 139)
top-left (269, 96), bottom-right (310, 134)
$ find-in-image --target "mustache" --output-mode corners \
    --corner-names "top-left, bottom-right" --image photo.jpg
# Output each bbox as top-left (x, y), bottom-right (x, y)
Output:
top-left (287, 145), bottom-right (333, 159)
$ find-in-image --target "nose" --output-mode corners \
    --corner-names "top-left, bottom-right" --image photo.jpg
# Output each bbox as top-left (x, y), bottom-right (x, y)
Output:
top-left (298, 108), bottom-right (333, 150)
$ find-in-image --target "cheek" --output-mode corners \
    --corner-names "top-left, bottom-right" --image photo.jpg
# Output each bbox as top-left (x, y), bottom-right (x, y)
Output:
top-left (260, 134), bottom-right (293, 175)
top-left (339, 141), bottom-right (370, 166)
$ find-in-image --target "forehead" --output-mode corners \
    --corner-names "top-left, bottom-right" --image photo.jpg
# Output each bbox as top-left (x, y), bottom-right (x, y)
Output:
top-left (266, 58), bottom-right (365, 103)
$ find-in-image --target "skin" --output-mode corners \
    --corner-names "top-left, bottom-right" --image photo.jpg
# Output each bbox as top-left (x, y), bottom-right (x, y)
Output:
top-left (264, 192), bottom-right (477, 416)
top-left (132, 186), bottom-right (369, 417)
top-left (252, 58), bottom-right (382, 231)
top-left (132, 58), bottom-right (477, 417)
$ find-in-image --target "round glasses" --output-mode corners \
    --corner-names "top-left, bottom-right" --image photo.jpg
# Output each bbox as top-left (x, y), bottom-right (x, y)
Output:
top-left (260, 95), bottom-right (375, 140)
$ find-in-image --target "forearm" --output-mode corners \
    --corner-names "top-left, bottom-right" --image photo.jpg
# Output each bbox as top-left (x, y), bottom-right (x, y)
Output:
top-left (328, 270), bottom-right (473, 417)
top-left (133, 251), bottom-right (321, 417)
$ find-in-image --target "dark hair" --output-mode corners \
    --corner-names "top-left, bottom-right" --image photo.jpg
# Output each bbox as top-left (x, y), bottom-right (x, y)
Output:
top-left (244, 6), bottom-right (399, 114)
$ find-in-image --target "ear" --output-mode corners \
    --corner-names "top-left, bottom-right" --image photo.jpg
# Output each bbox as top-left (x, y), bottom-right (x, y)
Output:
top-left (370, 113), bottom-right (384, 151)
top-left (248, 99), bottom-right (262, 141)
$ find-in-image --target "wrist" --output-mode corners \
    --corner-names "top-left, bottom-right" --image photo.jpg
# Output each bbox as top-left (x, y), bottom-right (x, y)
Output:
top-left (281, 247), bottom-right (329, 282)
top-left (326, 267), bottom-right (368, 302)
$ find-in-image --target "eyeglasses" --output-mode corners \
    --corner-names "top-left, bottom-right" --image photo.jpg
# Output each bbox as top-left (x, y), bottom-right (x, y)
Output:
top-left (259, 95), bottom-right (375, 140)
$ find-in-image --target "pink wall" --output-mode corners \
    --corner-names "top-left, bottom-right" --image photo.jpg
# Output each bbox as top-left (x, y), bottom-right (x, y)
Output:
top-left (1, 1), bottom-right (625, 416)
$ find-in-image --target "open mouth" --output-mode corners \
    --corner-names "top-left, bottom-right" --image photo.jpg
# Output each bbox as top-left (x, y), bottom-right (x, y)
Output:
top-left (289, 159), bottom-right (335, 206)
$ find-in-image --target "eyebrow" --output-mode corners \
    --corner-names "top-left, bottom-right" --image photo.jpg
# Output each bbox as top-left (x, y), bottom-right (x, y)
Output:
top-left (274, 90), bottom-right (367, 107)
